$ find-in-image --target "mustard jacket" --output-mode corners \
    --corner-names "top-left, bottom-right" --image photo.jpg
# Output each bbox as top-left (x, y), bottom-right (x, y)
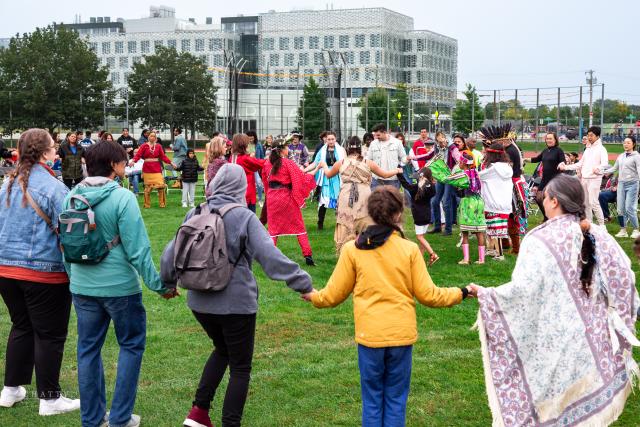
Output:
top-left (311, 233), bottom-right (463, 348)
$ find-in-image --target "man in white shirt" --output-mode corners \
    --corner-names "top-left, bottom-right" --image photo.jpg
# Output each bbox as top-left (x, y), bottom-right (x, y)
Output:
top-left (365, 123), bottom-right (408, 188)
top-left (558, 126), bottom-right (609, 225)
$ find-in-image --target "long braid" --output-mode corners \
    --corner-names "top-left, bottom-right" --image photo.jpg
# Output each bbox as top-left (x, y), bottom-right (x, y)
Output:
top-left (5, 129), bottom-right (53, 208)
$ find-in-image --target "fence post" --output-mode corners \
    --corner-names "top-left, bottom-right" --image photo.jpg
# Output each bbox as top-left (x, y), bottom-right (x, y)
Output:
top-left (258, 94), bottom-right (262, 138)
top-left (386, 91), bottom-right (390, 131)
top-left (280, 94), bottom-right (284, 135)
top-left (578, 86), bottom-right (583, 140)
top-left (600, 84), bottom-right (605, 127)
top-left (365, 96), bottom-right (368, 132)
top-left (535, 88), bottom-right (539, 145)
top-left (301, 98), bottom-right (305, 137)
top-left (557, 87), bottom-right (561, 132)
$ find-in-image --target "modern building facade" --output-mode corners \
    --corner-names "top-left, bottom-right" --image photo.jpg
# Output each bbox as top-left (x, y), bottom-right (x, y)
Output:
top-left (27, 6), bottom-right (458, 137)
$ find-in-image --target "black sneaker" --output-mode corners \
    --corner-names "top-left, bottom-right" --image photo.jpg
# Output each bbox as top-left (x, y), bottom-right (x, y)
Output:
top-left (427, 227), bottom-right (442, 234)
top-left (317, 223), bottom-right (324, 231)
top-left (305, 256), bottom-right (316, 266)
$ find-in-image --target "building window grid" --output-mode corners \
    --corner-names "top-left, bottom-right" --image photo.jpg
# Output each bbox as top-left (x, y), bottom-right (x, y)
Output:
top-left (355, 34), bottom-right (365, 48)
top-left (294, 37), bottom-right (304, 49)
top-left (195, 39), bottom-right (205, 52)
top-left (359, 51), bottom-right (370, 65)
top-left (102, 42), bottom-right (111, 54)
top-left (106, 57), bottom-right (115, 68)
top-left (154, 40), bottom-right (164, 48)
top-left (284, 53), bottom-right (295, 67)
top-left (141, 40), bottom-right (150, 53)
top-left (339, 35), bottom-right (349, 49)
top-left (119, 57), bottom-right (128, 69)
top-left (269, 53), bottom-right (280, 67)
top-left (299, 53), bottom-right (309, 66)
top-left (263, 38), bottom-right (274, 50)
top-left (168, 39), bottom-right (176, 49)
top-left (313, 52), bottom-right (323, 66)
top-left (181, 39), bottom-right (191, 52)
top-left (370, 34), bottom-right (381, 48)
top-left (127, 41), bottom-right (137, 54)
top-left (279, 37), bottom-right (289, 50)
top-left (323, 35), bottom-right (334, 49)
top-left (309, 36), bottom-right (319, 49)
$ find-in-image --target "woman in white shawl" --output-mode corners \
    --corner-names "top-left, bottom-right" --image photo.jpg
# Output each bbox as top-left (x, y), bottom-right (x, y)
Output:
top-left (470, 174), bottom-right (639, 427)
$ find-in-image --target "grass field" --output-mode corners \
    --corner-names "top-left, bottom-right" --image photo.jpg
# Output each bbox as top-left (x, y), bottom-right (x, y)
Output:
top-left (0, 176), bottom-right (639, 426)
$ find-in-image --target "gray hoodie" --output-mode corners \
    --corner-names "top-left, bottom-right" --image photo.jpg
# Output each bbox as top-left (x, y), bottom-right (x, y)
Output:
top-left (161, 163), bottom-right (312, 315)
top-left (602, 151), bottom-right (640, 183)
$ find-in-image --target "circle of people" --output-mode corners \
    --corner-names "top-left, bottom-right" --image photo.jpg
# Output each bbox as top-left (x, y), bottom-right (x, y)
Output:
top-left (0, 125), bottom-right (638, 427)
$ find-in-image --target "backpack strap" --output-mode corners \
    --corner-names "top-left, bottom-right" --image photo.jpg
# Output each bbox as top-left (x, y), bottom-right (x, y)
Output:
top-left (25, 191), bottom-right (58, 235)
top-left (218, 203), bottom-right (245, 217)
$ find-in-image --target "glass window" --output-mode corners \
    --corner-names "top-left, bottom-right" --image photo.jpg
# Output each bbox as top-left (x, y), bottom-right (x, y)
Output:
top-left (275, 69), bottom-right (284, 83)
top-left (284, 53), bottom-right (295, 67)
top-left (323, 35), bottom-right (334, 49)
top-left (111, 72), bottom-right (120, 85)
top-left (195, 39), bottom-right (205, 52)
top-left (359, 51), bottom-right (370, 65)
top-left (370, 34), bottom-right (381, 48)
top-left (417, 39), bottom-right (425, 51)
top-left (199, 54), bottom-right (207, 64)
top-left (141, 40), bottom-right (150, 53)
top-left (345, 52), bottom-right (355, 65)
top-left (213, 54), bottom-right (223, 66)
top-left (181, 39), bottom-right (191, 52)
top-left (339, 35), bottom-right (349, 49)
top-left (127, 41), bottom-right (137, 54)
top-left (119, 57), bottom-right (128, 69)
top-left (313, 52), bottom-right (324, 65)
top-left (350, 68), bottom-right (359, 81)
top-left (375, 51), bottom-right (381, 63)
top-left (132, 56), bottom-right (142, 65)
top-left (309, 36), bottom-right (319, 50)
top-left (365, 68), bottom-right (375, 82)
top-left (89, 42), bottom-right (97, 52)
top-left (168, 39), bottom-right (177, 49)
top-left (355, 34), bottom-right (365, 48)
top-left (299, 53), bottom-right (309, 66)
top-left (263, 38), bottom-right (274, 50)
top-left (294, 37), bottom-right (304, 49)
top-left (404, 40), bottom-right (412, 52)
top-left (269, 53), bottom-right (279, 67)
top-left (106, 57), bottom-right (115, 67)
top-left (279, 37), bottom-right (289, 50)
top-left (123, 73), bottom-right (130, 84)
top-left (102, 42), bottom-right (111, 54)
top-left (154, 40), bottom-right (164, 48)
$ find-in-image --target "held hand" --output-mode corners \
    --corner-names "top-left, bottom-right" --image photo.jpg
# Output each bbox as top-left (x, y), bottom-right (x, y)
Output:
top-left (171, 162), bottom-right (178, 169)
top-left (557, 162), bottom-right (566, 171)
top-left (466, 283), bottom-right (482, 298)
top-left (301, 289), bottom-right (317, 302)
top-left (161, 288), bottom-right (180, 299)
top-left (406, 154), bottom-right (415, 160)
top-left (593, 167), bottom-right (600, 175)
top-left (523, 158), bottom-right (530, 163)
top-left (397, 168), bottom-right (404, 175)
top-left (128, 160), bottom-right (134, 167)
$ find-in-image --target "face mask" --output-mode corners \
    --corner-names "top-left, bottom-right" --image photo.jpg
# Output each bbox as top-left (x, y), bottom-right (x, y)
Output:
top-left (45, 160), bottom-right (54, 167)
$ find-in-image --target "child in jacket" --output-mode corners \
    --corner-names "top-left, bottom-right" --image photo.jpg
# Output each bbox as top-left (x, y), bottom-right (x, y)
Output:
top-left (176, 149), bottom-right (204, 208)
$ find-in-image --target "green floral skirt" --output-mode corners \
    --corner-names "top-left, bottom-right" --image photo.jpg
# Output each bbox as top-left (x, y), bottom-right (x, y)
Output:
top-left (458, 195), bottom-right (487, 232)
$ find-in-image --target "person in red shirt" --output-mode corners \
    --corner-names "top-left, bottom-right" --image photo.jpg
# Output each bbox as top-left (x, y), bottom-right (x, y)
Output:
top-left (229, 133), bottom-right (265, 213)
top-left (410, 128), bottom-right (433, 170)
top-left (131, 131), bottom-right (176, 208)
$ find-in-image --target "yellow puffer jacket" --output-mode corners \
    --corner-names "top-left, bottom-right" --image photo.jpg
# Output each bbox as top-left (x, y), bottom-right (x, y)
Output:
top-left (311, 233), bottom-right (463, 348)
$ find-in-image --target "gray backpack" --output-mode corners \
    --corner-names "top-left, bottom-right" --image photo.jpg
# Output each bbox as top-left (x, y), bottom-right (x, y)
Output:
top-left (173, 202), bottom-right (245, 292)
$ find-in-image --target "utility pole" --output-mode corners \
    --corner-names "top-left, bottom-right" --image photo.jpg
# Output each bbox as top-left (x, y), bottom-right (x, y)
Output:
top-left (586, 70), bottom-right (597, 127)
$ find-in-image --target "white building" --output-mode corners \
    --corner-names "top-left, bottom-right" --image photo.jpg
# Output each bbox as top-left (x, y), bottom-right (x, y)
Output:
top-left (52, 6), bottom-right (458, 138)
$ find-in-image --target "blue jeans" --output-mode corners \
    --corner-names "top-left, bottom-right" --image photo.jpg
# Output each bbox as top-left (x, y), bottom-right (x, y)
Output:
top-left (371, 178), bottom-right (400, 190)
top-left (128, 172), bottom-right (141, 194)
top-left (431, 182), bottom-right (455, 233)
top-left (73, 293), bottom-right (147, 427)
top-left (255, 171), bottom-right (264, 201)
top-left (599, 190), bottom-right (623, 226)
top-left (618, 180), bottom-right (640, 229)
top-left (358, 344), bottom-right (412, 427)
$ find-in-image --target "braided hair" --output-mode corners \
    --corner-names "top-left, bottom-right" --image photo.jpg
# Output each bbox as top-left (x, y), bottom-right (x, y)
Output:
top-left (5, 129), bottom-right (53, 208)
top-left (367, 186), bottom-right (405, 238)
top-left (544, 174), bottom-right (595, 295)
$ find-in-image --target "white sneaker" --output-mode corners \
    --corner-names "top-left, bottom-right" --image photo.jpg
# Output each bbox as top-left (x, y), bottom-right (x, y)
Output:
top-left (493, 255), bottom-right (505, 261)
top-left (38, 395), bottom-right (81, 416)
top-left (0, 386), bottom-right (26, 407)
top-left (189, 203), bottom-right (195, 208)
top-left (182, 203), bottom-right (188, 208)
top-left (120, 414), bottom-right (141, 427)
top-left (614, 229), bottom-right (629, 238)
top-left (631, 230), bottom-right (640, 239)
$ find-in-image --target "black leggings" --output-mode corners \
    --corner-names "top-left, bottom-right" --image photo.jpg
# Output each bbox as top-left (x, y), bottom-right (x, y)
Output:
top-left (192, 312), bottom-right (256, 427)
top-left (0, 278), bottom-right (71, 399)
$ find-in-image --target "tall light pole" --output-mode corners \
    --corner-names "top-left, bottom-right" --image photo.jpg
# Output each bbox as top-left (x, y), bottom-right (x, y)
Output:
top-left (586, 70), bottom-right (597, 127)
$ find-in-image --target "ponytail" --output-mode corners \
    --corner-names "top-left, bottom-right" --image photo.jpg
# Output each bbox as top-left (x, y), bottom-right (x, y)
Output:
top-left (270, 147), bottom-right (283, 175)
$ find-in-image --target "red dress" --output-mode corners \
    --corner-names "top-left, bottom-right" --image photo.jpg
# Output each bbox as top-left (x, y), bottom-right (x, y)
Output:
top-left (230, 154), bottom-right (264, 205)
top-left (132, 143), bottom-right (172, 173)
top-left (262, 158), bottom-right (316, 237)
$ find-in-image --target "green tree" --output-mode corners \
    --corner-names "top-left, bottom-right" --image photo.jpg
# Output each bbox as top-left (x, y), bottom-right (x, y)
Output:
top-left (125, 46), bottom-right (218, 141)
top-left (0, 25), bottom-right (112, 132)
top-left (452, 84), bottom-right (484, 134)
top-left (296, 76), bottom-right (329, 146)
top-left (357, 88), bottom-right (388, 132)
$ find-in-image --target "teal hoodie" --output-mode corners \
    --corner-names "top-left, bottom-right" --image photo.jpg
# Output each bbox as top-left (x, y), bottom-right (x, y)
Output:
top-left (63, 177), bottom-right (167, 297)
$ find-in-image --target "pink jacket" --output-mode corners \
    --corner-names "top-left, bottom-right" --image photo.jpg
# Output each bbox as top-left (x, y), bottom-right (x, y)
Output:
top-left (564, 139), bottom-right (608, 179)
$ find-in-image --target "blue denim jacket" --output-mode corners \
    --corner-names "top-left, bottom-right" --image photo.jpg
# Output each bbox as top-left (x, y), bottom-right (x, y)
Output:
top-left (0, 164), bottom-right (69, 272)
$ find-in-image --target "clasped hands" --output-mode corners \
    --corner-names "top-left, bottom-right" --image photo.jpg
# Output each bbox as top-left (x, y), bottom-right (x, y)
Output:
top-left (301, 283), bottom-right (482, 302)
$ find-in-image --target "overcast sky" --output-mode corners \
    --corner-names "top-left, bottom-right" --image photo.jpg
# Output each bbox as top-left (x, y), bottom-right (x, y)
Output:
top-left (2, 0), bottom-right (639, 106)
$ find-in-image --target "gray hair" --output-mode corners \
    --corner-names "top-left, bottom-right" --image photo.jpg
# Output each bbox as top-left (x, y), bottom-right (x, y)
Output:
top-left (544, 175), bottom-right (585, 219)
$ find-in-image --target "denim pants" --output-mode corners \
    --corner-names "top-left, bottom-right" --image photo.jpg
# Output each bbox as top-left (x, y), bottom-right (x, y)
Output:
top-left (431, 182), bottom-right (455, 233)
top-left (255, 171), bottom-right (264, 201)
top-left (599, 190), bottom-right (623, 226)
top-left (128, 172), bottom-right (141, 194)
top-left (371, 178), bottom-right (400, 190)
top-left (73, 293), bottom-right (146, 427)
top-left (618, 180), bottom-right (640, 229)
top-left (358, 344), bottom-right (412, 427)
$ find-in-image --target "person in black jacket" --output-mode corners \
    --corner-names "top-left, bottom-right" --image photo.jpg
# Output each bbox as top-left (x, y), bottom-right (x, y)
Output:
top-left (525, 132), bottom-right (565, 220)
top-left (398, 166), bottom-right (439, 265)
top-left (116, 128), bottom-right (137, 159)
top-left (176, 149), bottom-right (203, 208)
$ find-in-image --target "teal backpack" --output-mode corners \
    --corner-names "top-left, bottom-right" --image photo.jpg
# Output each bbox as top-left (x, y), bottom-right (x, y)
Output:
top-left (58, 194), bottom-right (120, 264)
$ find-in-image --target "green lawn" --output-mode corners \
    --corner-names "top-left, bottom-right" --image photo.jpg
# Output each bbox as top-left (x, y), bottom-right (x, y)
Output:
top-left (0, 185), bottom-right (638, 426)
top-left (517, 141), bottom-right (625, 154)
